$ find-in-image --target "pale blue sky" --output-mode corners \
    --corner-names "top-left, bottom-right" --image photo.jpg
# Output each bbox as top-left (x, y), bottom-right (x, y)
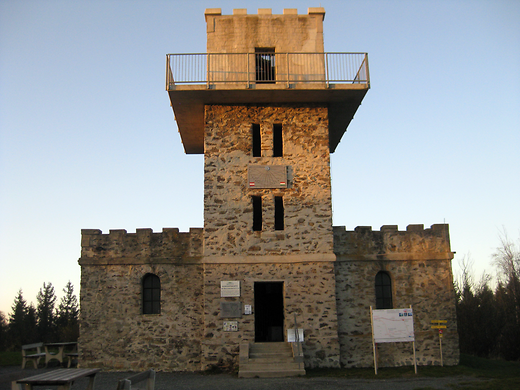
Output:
top-left (1, 0), bottom-right (519, 316)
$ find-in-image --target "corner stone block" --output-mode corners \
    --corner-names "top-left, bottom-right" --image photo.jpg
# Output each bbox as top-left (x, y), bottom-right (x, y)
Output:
top-left (308, 7), bottom-right (326, 20)
top-left (81, 229), bottom-right (101, 247)
top-left (204, 8), bottom-right (222, 16)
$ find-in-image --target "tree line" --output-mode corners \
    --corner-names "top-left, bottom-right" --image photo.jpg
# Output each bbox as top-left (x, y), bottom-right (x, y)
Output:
top-left (455, 231), bottom-right (520, 360)
top-left (0, 281), bottom-right (79, 351)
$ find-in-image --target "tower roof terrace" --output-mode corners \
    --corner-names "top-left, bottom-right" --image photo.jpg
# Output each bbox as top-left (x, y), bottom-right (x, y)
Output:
top-left (166, 52), bottom-right (370, 154)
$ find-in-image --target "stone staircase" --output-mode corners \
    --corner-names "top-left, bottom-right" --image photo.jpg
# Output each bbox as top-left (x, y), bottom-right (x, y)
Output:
top-left (238, 342), bottom-right (306, 378)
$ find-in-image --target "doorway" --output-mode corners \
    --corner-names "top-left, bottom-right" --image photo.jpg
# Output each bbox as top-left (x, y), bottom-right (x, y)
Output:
top-left (254, 281), bottom-right (284, 342)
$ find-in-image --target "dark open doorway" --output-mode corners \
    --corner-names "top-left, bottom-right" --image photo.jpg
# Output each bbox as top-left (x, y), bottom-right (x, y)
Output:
top-left (254, 281), bottom-right (284, 342)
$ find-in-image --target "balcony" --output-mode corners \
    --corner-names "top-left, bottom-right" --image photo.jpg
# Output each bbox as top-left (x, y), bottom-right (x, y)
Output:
top-left (166, 52), bottom-right (370, 154)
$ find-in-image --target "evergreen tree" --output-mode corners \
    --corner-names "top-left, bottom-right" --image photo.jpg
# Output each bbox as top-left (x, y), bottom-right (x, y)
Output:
top-left (0, 311), bottom-right (8, 350)
top-left (8, 290), bottom-right (37, 348)
top-left (56, 281), bottom-right (79, 341)
top-left (36, 282), bottom-right (57, 342)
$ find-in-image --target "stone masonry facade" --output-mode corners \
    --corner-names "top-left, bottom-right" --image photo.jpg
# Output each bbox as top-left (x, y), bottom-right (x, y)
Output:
top-left (78, 224), bottom-right (458, 371)
top-left (204, 104), bottom-right (332, 258)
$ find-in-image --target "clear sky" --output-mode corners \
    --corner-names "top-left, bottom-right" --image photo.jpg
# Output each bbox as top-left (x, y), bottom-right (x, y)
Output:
top-left (1, 0), bottom-right (519, 316)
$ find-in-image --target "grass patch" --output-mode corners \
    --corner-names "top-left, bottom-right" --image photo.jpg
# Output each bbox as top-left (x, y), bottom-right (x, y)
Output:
top-left (0, 351), bottom-right (22, 366)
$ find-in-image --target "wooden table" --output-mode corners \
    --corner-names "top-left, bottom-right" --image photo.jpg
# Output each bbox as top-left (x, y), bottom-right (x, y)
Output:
top-left (44, 342), bottom-right (78, 367)
top-left (15, 368), bottom-right (100, 390)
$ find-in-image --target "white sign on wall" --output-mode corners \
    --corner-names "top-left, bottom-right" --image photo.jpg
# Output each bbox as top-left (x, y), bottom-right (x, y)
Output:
top-left (372, 308), bottom-right (415, 343)
top-left (220, 281), bottom-right (240, 297)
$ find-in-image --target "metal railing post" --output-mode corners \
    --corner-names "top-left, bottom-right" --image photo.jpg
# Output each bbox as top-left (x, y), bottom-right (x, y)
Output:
top-left (165, 55), bottom-right (170, 90)
top-left (286, 52), bottom-right (289, 87)
top-left (325, 53), bottom-right (330, 88)
top-left (207, 54), bottom-right (210, 89)
top-left (247, 53), bottom-right (250, 88)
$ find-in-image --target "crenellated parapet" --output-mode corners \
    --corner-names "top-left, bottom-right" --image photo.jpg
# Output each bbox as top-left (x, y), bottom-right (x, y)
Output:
top-left (333, 224), bottom-right (453, 261)
top-left (79, 227), bottom-right (203, 265)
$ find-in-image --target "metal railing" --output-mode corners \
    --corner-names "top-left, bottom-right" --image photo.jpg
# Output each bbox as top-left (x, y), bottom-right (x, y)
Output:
top-left (166, 52), bottom-right (369, 89)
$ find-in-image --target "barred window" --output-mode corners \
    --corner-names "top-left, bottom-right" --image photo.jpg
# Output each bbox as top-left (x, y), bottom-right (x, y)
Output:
top-left (142, 273), bottom-right (161, 314)
top-left (375, 271), bottom-right (393, 309)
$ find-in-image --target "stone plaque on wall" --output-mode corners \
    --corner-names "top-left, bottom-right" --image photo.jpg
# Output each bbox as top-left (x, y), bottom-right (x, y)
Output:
top-left (248, 165), bottom-right (287, 188)
top-left (220, 302), bottom-right (242, 318)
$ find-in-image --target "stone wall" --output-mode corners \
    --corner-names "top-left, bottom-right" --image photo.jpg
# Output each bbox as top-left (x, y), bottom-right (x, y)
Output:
top-left (79, 224), bottom-right (459, 370)
top-left (334, 224), bottom-right (459, 368)
top-left (206, 8), bottom-right (325, 54)
top-left (204, 104), bottom-right (333, 258)
top-left (78, 229), bottom-right (204, 371)
top-left (201, 261), bottom-right (340, 370)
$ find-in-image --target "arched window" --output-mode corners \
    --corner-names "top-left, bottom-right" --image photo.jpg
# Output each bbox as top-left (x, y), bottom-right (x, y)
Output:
top-left (142, 273), bottom-right (161, 314)
top-left (375, 271), bottom-right (393, 309)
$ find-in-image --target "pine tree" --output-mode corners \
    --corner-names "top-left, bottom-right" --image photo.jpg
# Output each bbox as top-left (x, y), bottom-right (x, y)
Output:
top-left (36, 282), bottom-right (57, 342)
top-left (0, 311), bottom-right (8, 350)
top-left (8, 290), bottom-right (37, 348)
top-left (56, 281), bottom-right (79, 341)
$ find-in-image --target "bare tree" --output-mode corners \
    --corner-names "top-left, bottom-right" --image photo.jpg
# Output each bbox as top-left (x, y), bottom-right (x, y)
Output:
top-left (492, 228), bottom-right (520, 284)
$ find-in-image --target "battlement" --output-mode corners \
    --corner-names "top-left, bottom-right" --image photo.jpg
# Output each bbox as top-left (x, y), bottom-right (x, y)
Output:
top-left (79, 228), bottom-right (203, 265)
top-left (333, 224), bottom-right (453, 261)
top-left (204, 8), bottom-right (325, 18)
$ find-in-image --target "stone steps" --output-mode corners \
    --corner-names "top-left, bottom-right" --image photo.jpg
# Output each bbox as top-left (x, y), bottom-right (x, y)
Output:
top-left (238, 342), bottom-right (306, 378)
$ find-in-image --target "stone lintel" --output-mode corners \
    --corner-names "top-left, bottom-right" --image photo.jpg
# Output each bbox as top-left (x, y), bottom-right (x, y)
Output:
top-left (202, 253), bottom-right (336, 264)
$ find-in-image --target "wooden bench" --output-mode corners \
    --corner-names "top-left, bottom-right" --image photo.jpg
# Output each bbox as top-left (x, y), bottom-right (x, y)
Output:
top-left (21, 343), bottom-right (45, 369)
top-left (116, 370), bottom-right (155, 390)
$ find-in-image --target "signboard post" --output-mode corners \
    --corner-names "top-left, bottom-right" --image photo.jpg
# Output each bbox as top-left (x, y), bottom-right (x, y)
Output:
top-left (370, 306), bottom-right (417, 374)
top-left (431, 320), bottom-right (447, 366)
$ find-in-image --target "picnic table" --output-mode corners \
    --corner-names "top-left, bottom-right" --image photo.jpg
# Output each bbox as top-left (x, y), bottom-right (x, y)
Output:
top-left (44, 342), bottom-right (78, 367)
top-left (15, 368), bottom-right (100, 390)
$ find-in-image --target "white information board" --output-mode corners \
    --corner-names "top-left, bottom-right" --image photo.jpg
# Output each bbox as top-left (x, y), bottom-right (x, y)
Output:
top-left (372, 308), bottom-right (415, 343)
top-left (220, 281), bottom-right (240, 297)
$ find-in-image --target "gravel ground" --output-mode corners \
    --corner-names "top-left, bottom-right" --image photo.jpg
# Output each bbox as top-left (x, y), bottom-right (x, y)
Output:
top-left (0, 366), bottom-right (480, 390)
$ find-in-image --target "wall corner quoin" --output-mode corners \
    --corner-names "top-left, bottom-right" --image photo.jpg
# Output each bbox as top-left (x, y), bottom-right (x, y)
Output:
top-left (81, 229), bottom-right (102, 247)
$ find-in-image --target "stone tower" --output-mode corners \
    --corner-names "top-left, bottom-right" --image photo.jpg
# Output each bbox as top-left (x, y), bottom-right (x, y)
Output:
top-left (166, 8), bottom-right (369, 369)
top-left (78, 7), bottom-right (459, 373)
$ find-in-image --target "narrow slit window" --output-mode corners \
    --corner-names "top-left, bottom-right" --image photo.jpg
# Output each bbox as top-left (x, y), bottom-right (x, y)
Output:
top-left (143, 273), bottom-right (161, 314)
top-left (252, 123), bottom-right (261, 157)
top-left (252, 196), bottom-right (262, 231)
top-left (375, 271), bottom-right (393, 309)
top-left (273, 124), bottom-right (283, 157)
top-left (274, 196), bottom-right (284, 230)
